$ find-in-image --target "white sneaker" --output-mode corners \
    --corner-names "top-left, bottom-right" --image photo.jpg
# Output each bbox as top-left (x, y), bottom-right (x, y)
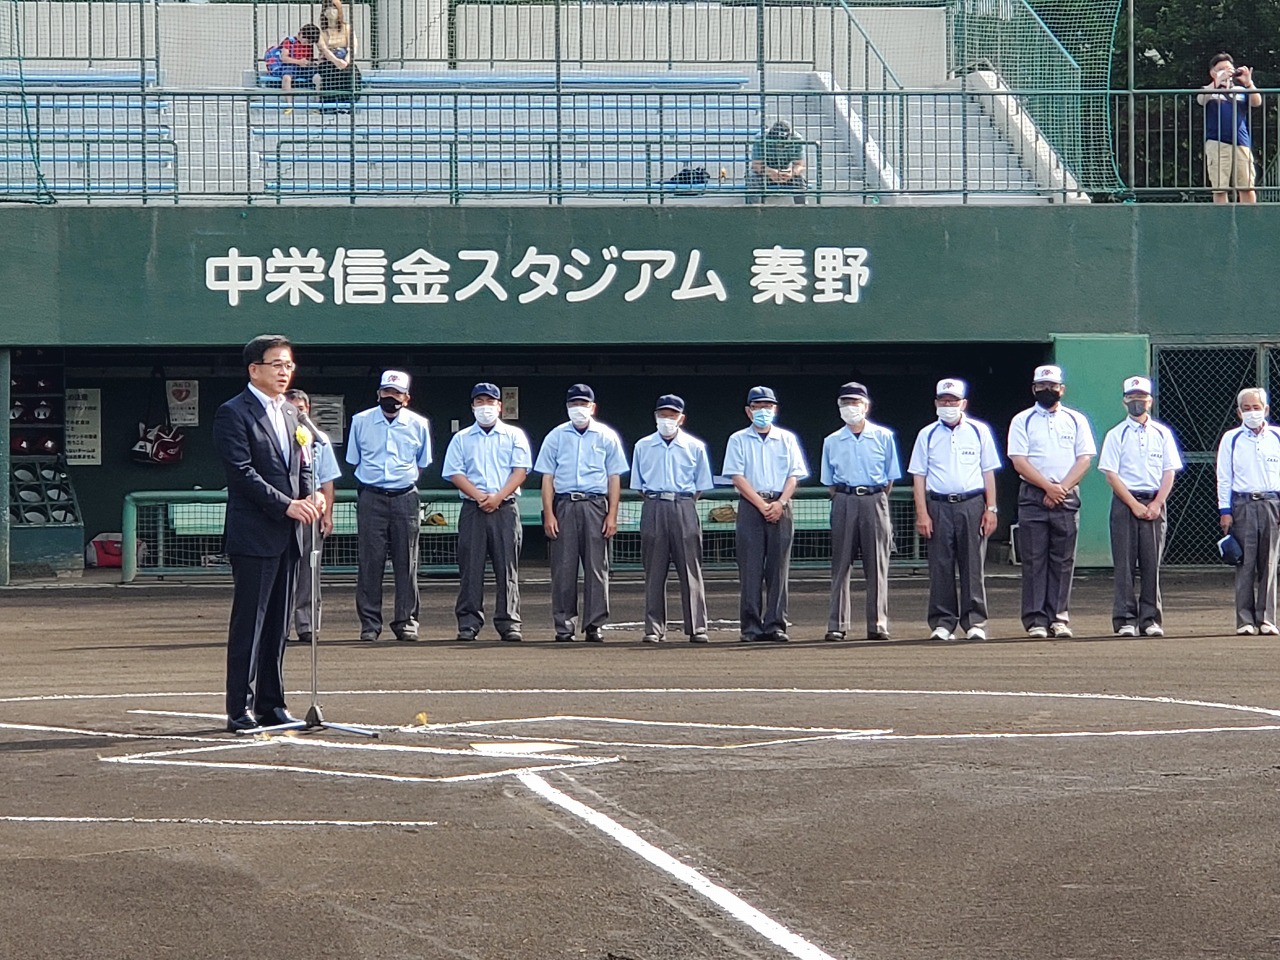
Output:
top-left (930, 626), bottom-right (954, 641)
top-left (965, 626), bottom-right (987, 641)
top-left (1049, 622), bottom-right (1073, 638)
top-left (1027, 626), bottom-right (1049, 639)
top-left (1237, 624), bottom-right (1258, 636)
top-left (1116, 624), bottom-right (1138, 638)
top-left (1143, 624), bottom-right (1164, 637)
top-left (1261, 622), bottom-right (1279, 636)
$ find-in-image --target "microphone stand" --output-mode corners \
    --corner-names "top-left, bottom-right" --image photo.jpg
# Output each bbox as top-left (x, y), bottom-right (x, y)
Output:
top-left (298, 423), bottom-right (377, 738)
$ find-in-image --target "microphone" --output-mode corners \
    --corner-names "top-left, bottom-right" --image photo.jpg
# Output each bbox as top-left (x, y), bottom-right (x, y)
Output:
top-left (297, 410), bottom-right (326, 443)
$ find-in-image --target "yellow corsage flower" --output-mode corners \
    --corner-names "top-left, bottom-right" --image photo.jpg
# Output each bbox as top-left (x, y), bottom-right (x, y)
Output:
top-left (295, 424), bottom-right (313, 447)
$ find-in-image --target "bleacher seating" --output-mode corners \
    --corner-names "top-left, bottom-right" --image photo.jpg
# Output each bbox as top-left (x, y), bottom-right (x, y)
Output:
top-left (0, 68), bottom-right (175, 198)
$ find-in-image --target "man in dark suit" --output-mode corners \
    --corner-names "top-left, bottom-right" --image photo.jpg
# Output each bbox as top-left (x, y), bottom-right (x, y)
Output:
top-left (212, 335), bottom-right (324, 733)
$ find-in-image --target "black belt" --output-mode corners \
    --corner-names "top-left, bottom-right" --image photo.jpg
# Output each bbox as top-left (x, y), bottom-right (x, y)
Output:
top-left (834, 483), bottom-right (886, 496)
top-left (643, 491), bottom-right (694, 501)
top-left (1128, 490), bottom-right (1157, 500)
top-left (756, 492), bottom-right (784, 501)
top-left (465, 496), bottom-right (517, 505)
top-left (556, 492), bottom-right (606, 501)
top-left (928, 489), bottom-right (983, 503)
top-left (1233, 491), bottom-right (1280, 501)
top-left (361, 484), bottom-right (416, 497)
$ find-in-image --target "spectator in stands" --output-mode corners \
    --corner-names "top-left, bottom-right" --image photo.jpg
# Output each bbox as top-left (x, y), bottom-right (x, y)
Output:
top-left (317, 0), bottom-right (360, 109)
top-left (1197, 53), bottom-right (1261, 203)
top-left (264, 23), bottom-right (321, 113)
top-left (745, 119), bottom-right (807, 205)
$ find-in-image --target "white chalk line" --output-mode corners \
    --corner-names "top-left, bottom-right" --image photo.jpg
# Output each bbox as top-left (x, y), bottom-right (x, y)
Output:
top-left (427, 728), bottom-right (894, 752)
top-left (520, 772), bottom-right (842, 960)
top-left (0, 815), bottom-right (437, 827)
top-left (9, 687), bottom-right (1280, 723)
top-left (843, 724), bottom-right (1280, 743)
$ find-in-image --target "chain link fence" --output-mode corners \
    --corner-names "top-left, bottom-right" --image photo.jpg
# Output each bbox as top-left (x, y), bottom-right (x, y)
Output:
top-left (1154, 344), bottom-right (1271, 565)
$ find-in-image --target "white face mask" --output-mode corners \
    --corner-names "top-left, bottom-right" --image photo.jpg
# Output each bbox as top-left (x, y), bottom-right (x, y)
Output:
top-left (567, 406), bottom-right (591, 427)
top-left (839, 403), bottom-right (866, 426)
top-left (1243, 409), bottom-right (1267, 429)
top-left (656, 416), bottom-right (680, 438)
top-left (937, 406), bottom-right (963, 424)
top-left (474, 405), bottom-right (499, 427)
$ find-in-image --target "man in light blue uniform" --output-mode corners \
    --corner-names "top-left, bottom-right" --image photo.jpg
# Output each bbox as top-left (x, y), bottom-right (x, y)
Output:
top-left (346, 370), bottom-right (433, 642)
top-left (1007, 364), bottom-right (1096, 639)
top-left (443, 382), bottom-right (533, 642)
top-left (908, 378), bottom-right (1001, 642)
top-left (535, 384), bottom-right (629, 642)
top-left (631, 394), bottom-right (715, 643)
top-left (285, 388), bottom-right (343, 644)
top-left (821, 381), bottom-right (901, 641)
top-left (1216, 387), bottom-right (1280, 635)
top-left (722, 385), bottom-right (809, 642)
top-left (1098, 375), bottom-right (1183, 638)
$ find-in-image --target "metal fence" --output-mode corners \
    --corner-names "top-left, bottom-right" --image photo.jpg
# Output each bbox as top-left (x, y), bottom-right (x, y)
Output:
top-left (120, 486), bottom-right (927, 581)
top-left (1153, 344), bottom-right (1275, 566)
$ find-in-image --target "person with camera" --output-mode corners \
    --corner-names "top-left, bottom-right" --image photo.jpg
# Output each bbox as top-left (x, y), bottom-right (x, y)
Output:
top-left (1197, 53), bottom-right (1262, 203)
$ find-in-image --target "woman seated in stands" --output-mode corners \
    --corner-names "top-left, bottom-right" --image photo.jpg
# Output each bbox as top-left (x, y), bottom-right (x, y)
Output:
top-left (317, 0), bottom-right (360, 106)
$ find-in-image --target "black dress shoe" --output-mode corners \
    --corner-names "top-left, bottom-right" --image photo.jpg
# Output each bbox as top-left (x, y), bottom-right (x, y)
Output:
top-left (294, 632), bottom-right (313, 645)
top-left (226, 713), bottom-right (261, 733)
top-left (868, 630), bottom-right (892, 641)
top-left (499, 631), bottom-right (524, 642)
top-left (554, 634), bottom-right (574, 642)
top-left (395, 632), bottom-right (420, 642)
top-left (456, 629), bottom-right (477, 641)
top-left (254, 707), bottom-right (303, 728)
top-left (769, 631), bottom-right (791, 642)
top-left (585, 628), bottom-right (604, 643)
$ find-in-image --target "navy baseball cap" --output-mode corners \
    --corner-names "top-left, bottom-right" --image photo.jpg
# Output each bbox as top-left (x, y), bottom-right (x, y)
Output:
top-left (471, 382), bottom-right (501, 401)
top-left (747, 385), bottom-right (777, 404)
top-left (655, 394), bottom-right (685, 413)
top-left (839, 381), bottom-right (869, 400)
top-left (566, 383), bottom-right (595, 403)
top-left (1218, 533), bottom-right (1245, 566)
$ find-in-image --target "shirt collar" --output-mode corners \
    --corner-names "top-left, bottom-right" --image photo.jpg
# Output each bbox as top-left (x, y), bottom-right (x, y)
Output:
top-left (467, 419), bottom-right (507, 436)
top-left (247, 383), bottom-right (282, 411)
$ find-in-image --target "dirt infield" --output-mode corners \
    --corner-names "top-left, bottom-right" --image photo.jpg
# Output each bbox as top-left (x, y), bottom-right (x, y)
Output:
top-left (2, 569), bottom-right (1279, 960)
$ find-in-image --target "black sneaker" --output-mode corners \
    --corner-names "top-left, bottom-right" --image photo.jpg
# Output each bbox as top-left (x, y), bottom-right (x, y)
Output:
top-left (823, 631), bottom-right (845, 641)
top-left (769, 631), bottom-right (791, 643)
top-left (455, 629), bottom-right (477, 642)
top-left (499, 631), bottom-right (524, 642)
top-left (554, 634), bottom-right (574, 642)
top-left (585, 628), bottom-right (604, 643)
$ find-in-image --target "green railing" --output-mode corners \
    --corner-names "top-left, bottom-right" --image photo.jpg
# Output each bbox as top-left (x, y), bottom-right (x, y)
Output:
top-left (120, 486), bottom-right (927, 582)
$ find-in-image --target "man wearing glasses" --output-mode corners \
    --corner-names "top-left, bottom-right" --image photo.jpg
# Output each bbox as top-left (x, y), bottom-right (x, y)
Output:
top-left (212, 335), bottom-right (324, 733)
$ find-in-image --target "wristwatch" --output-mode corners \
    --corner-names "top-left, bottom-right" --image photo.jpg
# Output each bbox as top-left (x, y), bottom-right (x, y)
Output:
top-left (985, 505), bottom-right (998, 514)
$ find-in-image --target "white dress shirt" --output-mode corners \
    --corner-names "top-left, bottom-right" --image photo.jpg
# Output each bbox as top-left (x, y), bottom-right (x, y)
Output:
top-left (1097, 417), bottom-right (1183, 492)
top-left (1216, 424), bottom-right (1280, 510)
top-left (248, 382), bottom-right (290, 460)
top-left (1007, 404), bottom-right (1096, 483)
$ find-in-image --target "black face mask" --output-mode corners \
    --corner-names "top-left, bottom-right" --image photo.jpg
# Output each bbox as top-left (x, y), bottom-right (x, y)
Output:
top-left (1125, 399), bottom-right (1148, 417)
top-left (379, 395), bottom-right (404, 415)
top-left (1033, 388), bottom-right (1060, 409)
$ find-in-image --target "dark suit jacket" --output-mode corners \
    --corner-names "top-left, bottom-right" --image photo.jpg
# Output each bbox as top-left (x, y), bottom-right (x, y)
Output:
top-left (212, 388), bottom-right (312, 557)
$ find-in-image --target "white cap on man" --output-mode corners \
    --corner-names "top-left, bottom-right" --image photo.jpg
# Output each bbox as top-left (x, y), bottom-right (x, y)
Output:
top-left (1122, 375), bottom-right (1152, 395)
top-left (380, 370), bottom-right (411, 393)
top-left (1032, 364), bottom-right (1064, 384)
top-left (936, 378), bottom-right (967, 399)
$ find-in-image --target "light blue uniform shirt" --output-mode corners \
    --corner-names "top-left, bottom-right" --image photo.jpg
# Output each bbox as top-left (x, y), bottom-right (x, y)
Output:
top-left (441, 419), bottom-right (534, 496)
top-left (1216, 424), bottom-right (1280, 510)
top-left (907, 416), bottom-right (1001, 494)
top-left (534, 420), bottom-right (629, 494)
top-left (820, 421), bottom-right (902, 487)
top-left (1007, 404), bottom-right (1096, 483)
top-left (722, 425), bottom-right (810, 493)
top-left (630, 431), bottom-right (714, 494)
top-left (1098, 417), bottom-right (1182, 493)
top-left (312, 433), bottom-right (343, 486)
top-left (346, 406), bottom-right (433, 488)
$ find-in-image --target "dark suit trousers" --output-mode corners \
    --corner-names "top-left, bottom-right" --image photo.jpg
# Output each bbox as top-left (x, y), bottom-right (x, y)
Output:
top-left (1017, 481), bottom-right (1080, 629)
top-left (227, 550), bottom-right (296, 718)
top-left (736, 502), bottom-right (794, 638)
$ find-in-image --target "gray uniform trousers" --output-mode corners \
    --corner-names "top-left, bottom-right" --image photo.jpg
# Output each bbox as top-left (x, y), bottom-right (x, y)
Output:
top-left (1016, 481), bottom-right (1080, 629)
top-left (736, 501), bottom-right (794, 638)
top-left (1108, 493), bottom-right (1166, 631)
top-left (292, 521), bottom-right (324, 637)
top-left (455, 499), bottom-right (522, 635)
top-left (356, 486), bottom-right (421, 638)
top-left (926, 496), bottom-right (989, 633)
top-left (1231, 494), bottom-right (1280, 629)
top-left (828, 490), bottom-right (892, 635)
top-left (549, 495), bottom-right (610, 637)
top-left (640, 497), bottom-right (708, 638)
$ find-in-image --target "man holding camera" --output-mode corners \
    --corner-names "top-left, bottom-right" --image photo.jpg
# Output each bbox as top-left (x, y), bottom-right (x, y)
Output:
top-left (1197, 53), bottom-right (1262, 204)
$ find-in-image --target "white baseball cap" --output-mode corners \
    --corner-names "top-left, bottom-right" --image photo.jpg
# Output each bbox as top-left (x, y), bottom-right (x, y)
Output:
top-left (1122, 375), bottom-right (1152, 395)
top-left (935, 378), bottom-right (967, 399)
top-left (1032, 364), bottom-right (1064, 384)
top-left (379, 370), bottom-right (411, 393)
